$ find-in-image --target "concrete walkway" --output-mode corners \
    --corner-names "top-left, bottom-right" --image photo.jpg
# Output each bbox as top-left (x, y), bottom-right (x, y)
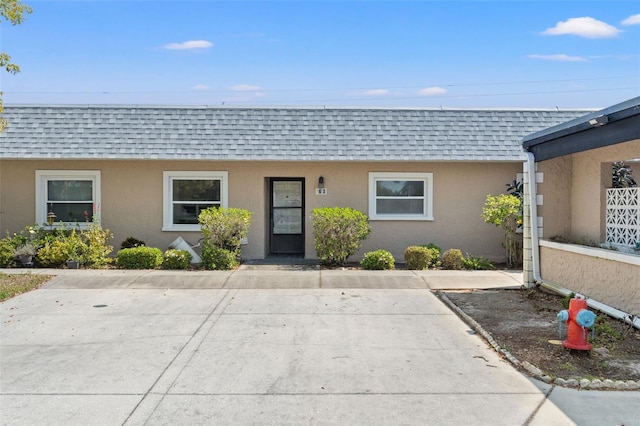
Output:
top-left (1, 267), bottom-right (638, 426)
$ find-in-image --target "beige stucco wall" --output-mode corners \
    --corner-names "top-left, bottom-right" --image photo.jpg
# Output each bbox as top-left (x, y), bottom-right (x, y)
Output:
top-left (536, 139), bottom-right (640, 243)
top-left (540, 244), bottom-right (640, 316)
top-left (0, 159), bottom-right (521, 262)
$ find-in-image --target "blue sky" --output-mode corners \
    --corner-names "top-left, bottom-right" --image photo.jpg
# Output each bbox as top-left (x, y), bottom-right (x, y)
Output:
top-left (1, 0), bottom-right (639, 108)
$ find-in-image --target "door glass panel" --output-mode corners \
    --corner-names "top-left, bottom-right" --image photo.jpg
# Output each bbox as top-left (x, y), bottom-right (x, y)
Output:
top-left (273, 181), bottom-right (302, 207)
top-left (273, 208), bottom-right (302, 234)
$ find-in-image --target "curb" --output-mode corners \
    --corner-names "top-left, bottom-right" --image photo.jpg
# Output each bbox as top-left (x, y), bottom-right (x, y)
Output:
top-left (435, 290), bottom-right (640, 391)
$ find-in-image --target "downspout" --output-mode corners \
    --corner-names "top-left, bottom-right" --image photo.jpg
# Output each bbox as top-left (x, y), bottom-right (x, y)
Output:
top-left (525, 152), bottom-right (541, 283)
top-left (525, 151), bottom-right (640, 330)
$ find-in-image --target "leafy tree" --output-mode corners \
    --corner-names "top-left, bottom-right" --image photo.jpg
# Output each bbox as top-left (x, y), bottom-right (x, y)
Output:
top-left (612, 161), bottom-right (637, 188)
top-left (1, 0), bottom-right (32, 131)
top-left (481, 193), bottom-right (522, 267)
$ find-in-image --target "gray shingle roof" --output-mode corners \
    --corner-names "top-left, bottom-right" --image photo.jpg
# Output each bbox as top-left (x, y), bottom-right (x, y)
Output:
top-left (0, 105), bottom-right (594, 161)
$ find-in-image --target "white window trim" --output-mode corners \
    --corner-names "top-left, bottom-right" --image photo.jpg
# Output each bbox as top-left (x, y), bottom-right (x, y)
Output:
top-left (163, 171), bottom-right (229, 231)
top-left (35, 170), bottom-right (101, 228)
top-left (368, 172), bottom-right (434, 221)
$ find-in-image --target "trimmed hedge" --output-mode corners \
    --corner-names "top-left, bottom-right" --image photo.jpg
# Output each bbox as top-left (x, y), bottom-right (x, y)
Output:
top-left (116, 246), bottom-right (163, 269)
top-left (360, 249), bottom-right (395, 270)
top-left (201, 246), bottom-right (238, 270)
top-left (312, 207), bottom-right (371, 266)
top-left (199, 207), bottom-right (252, 270)
top-left (441, 248), bottom-right (464, 270)
top-left (404, 246), bottom-right (432, 270)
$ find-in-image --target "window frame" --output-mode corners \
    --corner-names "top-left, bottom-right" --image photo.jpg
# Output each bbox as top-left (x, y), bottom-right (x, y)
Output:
top-left (368, 172), bottom-right (434, 221)
top-left (35, 170), bottom-right (101, 228)
top-left (162, 171), bottom-right (229, 231)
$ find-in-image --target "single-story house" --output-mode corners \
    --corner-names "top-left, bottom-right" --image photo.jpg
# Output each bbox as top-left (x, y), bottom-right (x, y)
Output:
top-left (0, 105), bottom-right (594, 263)
top-left (521, 96), bottom-right (640, 321)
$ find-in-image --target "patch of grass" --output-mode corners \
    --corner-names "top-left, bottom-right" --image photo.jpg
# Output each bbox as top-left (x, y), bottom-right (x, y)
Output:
top-left (582, 374), bottom-right (600, 381)
top-left (559, 362), bottom-right (577, 372)
top-left (592, 316), bottom-right (624, 348)
top-left (595, 317), bottom-right (623, 340)
top-left (499, 343), bottom-right (512, 353)
top-left (0, 273), bottom-right (51, 302)
top-left (561, 292), bottom-right (576, 309)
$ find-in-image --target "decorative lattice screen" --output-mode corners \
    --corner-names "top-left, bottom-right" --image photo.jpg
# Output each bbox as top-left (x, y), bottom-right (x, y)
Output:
top-left (606, 188), bottom-right (640, 247)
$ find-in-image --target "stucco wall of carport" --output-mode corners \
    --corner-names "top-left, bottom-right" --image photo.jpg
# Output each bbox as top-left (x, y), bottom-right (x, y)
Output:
top-left (536, 139), bottom-right (640, 243)
top-left (0, 159), bottom-right (521, 262)
top-left (540, 244), bottom-right (640, 316)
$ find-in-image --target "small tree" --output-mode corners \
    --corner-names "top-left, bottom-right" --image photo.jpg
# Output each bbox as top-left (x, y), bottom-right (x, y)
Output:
top-left (312, 207), bottom-right (371, 266)
top-left (199, 207), bottom-right (252, 270)
top-left (481, 193), bottom-right (522, 267)
top-left (1, 0), bottom-right (32, 131)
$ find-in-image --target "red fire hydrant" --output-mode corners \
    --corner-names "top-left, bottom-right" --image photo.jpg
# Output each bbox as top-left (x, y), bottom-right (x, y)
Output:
top-left (557, 297), bottom-right (597, 350)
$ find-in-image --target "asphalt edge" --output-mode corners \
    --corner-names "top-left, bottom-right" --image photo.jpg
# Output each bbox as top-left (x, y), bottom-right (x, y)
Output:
top-left (434, 290), bottom-right (640, 391)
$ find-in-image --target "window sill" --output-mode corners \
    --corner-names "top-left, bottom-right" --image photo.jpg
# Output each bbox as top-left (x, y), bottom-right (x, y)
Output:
top-left (39, 222), bottom-right (96, 230)
top-left (370, 216), bottom-right (434, 221)
top-left (162, 225), bottom-right (201, 232)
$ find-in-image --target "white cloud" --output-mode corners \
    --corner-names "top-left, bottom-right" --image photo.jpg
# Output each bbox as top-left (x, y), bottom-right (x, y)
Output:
top-left (192, 84), bottom-right (210, 91)
top-left (231, 84), bottom-right (262, 91)
top-left (542, 17), bottom-right (620, 38)
top-left (418, 87), bottom-right (447, 96)
top-left (163, 40), bottom-right (214, 50)
top-left (362, 89), bottom-right (390, 96)
top-left (528, 54), bottom-right (587, 62)
top-left (621, 14), bottom-right (640, 26)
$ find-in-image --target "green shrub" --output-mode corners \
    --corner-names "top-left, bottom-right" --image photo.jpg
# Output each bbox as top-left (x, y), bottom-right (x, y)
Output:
top-left (201, 245), bottom-right (238, 270)
top-left (312, 207), bottom-right (371, 266)
top-left (360, 249), bottom-right (395, 270)
top-left (199, 207), bottom-right (252, 253)
top-left (36, 239), bottom-right (70, 267)
top-left (81, 224), bottom-right (114, 268)
top-left (404, 246), bottom-right (432, 270)
top-left (198, 207), bottom-right (252, 270)
top-left (0, 239), bottom-right (16, 267)
top-left (162, 249), bottom-right (192, 270)
top-left (116, 246), bottom-right (163, 269)
top-left (120, 237), bottom-right (145, 249)
top-left (421, 243), bottom-right (442, 267)
top-left (462, 254), bottom-right (495, 270)
top-left (441, 248), bottom-right (464, 270)
top-left (36, 229), bottom-right (86, 267)
top-left (0, 226), bottom-right (41, 267)
top-left (0, 223), bottom-right (114, 269)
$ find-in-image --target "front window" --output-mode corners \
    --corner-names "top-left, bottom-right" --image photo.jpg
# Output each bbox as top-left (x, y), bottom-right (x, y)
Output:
top-left (163, 171), bottom-right (228, 231)
top-left (368, 172), bottom-right (433, 220)
top-left (36, 170), bottom-right (101, 227)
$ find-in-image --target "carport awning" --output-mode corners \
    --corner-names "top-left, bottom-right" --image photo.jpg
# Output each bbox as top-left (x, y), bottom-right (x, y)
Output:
top-left (522, 97), bottom-right (640, 161)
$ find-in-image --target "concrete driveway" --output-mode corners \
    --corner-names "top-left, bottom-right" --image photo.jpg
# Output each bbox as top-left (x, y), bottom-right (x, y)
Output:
top-left (1, 268), bottom-right (638, 425)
